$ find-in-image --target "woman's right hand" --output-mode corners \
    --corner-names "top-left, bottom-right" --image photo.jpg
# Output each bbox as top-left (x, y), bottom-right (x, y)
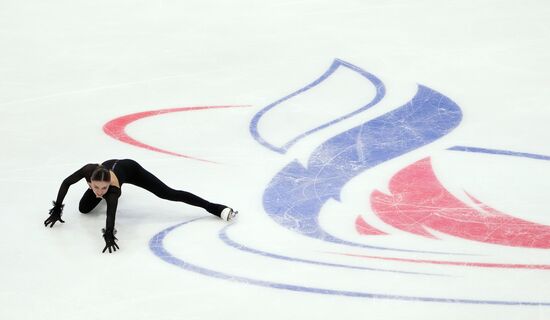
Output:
top-left (102, 228), bottom-right (119, 253)
top-left (44, 201), bottom-right (65, 228)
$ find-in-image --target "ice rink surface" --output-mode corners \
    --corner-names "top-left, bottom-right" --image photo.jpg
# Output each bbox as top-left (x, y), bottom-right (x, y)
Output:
top-left (1, 1), bottom-right (550, 319)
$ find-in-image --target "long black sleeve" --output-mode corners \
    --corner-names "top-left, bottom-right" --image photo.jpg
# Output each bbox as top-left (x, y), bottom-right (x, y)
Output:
top-left (103, 187), bottom-right (121, 231)
top-left (55, 164), bottom-right (97, 204)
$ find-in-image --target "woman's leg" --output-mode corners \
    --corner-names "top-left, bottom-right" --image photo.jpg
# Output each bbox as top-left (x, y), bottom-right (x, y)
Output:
top-left (131, 163), bottom-right (225, 217)
top-left (79, 189), bottom-right (102, 213)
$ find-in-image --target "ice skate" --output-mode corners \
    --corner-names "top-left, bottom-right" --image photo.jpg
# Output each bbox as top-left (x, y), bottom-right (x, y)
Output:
top-left (220, 207), bottom-right (238, 221)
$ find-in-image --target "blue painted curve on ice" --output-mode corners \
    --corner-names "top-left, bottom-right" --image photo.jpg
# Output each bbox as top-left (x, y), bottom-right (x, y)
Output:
top-left (149, 218), bottom-right (550, 306)
top-left (218, 225), bottom-right (446, 277)
top-left (262, 84), bottom-right (463, 253)
top-left (250, 59), bottom-right (385, 153)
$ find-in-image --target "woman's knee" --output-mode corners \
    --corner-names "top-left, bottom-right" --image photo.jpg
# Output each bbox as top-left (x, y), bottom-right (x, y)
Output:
top-left (79, 203), bottom-right (94, 214)
top-left (79, 187), bottom-right (101, 213)
top-left (79, 193), bottom-right (100, 213)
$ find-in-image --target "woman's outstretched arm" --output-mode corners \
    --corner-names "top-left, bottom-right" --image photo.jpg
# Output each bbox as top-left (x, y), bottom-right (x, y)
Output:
top-left (54, 164), bottom-right (96, 204)
top-left (44, 164), bottom-right (95, 228)
top-left (102, 187), bottom-right (121, 253)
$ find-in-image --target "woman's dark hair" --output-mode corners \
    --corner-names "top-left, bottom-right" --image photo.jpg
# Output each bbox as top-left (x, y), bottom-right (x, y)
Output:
top-left (91, 165), bottom-right (111, 182)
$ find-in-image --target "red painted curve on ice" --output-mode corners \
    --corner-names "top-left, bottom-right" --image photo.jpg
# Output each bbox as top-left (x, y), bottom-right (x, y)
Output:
top-left (369, 157), bottom-right (550, 248)
top-left (355, 216), bottom-right (387, 235)
top-left (103, 105), bottom-right (248, 163)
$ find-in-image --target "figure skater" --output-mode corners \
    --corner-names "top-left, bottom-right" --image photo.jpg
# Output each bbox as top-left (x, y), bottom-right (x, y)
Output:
top-left (44, 159), bottom-right (237, 253)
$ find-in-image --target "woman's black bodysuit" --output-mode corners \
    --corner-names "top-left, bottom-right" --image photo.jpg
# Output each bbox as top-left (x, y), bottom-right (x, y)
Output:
top-left (55, 159), bottom-right (224, 231)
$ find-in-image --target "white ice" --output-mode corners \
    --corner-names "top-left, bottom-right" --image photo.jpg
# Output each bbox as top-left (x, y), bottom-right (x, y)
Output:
top-left (1, 1), bottom-right (550, 319)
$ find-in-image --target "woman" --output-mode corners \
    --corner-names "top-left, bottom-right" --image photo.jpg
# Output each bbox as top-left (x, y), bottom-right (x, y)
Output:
top-left (44, 159), bottom-right (237, 253)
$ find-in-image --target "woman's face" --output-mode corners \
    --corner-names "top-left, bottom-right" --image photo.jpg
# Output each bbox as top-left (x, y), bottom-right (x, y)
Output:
top-left (91, 180), bottom-right (110, 198)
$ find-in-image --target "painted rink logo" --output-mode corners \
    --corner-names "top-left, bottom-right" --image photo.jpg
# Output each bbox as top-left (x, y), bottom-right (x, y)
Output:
top-left (104, 59), bottom-right (550, 305)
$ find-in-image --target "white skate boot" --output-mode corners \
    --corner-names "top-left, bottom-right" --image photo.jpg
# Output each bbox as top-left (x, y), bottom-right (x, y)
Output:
top-left (220, 207), bottom-right (238, 221)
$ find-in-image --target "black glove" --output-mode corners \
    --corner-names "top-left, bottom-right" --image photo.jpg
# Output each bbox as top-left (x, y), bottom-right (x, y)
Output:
top-left (44, 201), bottom-right (65, 228)
top-left (102, 228), bottom-right (119, 253)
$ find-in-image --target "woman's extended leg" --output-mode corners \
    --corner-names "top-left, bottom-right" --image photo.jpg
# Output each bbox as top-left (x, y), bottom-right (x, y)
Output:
top-left (79, 189), bottom-right (102, 213)
top-left (130, 163), bottom-right (226, 217)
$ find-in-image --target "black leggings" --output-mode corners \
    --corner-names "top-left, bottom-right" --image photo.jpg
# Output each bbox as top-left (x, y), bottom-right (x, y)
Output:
top-left (79, 162), bottom-right (224, 216)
